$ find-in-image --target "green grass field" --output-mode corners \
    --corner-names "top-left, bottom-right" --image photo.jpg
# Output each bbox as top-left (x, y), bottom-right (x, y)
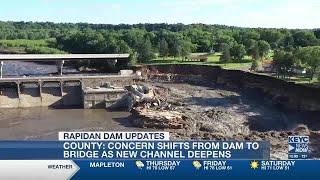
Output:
top-left (147, 53), bottom-right (253, 70)
top-left (0, 39), bottom-right (51, 47)
top-left (0, 39), bottom-right (66, 54)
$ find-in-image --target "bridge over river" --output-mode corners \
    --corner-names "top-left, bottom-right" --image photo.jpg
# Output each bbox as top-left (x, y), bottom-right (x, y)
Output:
top-left (0, 53), bottom-right (130, 78)
top-left (0, 54), bottom-right (139, 108)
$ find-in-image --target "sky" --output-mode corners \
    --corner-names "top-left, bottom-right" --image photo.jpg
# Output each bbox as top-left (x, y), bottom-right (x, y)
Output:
top-left (0, 0), bottom-right (319, 29)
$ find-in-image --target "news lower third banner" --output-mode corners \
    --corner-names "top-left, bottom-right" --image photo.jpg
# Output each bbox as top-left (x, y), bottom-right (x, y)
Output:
top-left (0, 132), bottom-right (318, 179)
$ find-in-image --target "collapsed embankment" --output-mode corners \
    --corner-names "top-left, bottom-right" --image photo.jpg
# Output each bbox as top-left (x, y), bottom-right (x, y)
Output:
top-left (134, 64), bottom-right (320, 112)
top-left (131, 64), bottom-right (320, 159)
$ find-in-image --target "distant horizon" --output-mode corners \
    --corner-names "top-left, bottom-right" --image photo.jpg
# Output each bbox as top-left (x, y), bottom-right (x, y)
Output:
top-left (0, 0), bottom-right (320, 29)
top-left (0, 20), bottom-right (317, 30)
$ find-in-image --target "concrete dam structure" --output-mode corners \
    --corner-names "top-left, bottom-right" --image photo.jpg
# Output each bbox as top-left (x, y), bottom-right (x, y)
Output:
top-left (0, 75), bottom-right (139, 108)
top-left (0, 81), bottom-right (81, 108)
top-left (0, 54), bottom-right (137, 108)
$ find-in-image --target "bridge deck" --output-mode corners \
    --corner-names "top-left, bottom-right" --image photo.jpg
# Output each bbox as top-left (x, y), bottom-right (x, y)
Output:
top-left (0, 74), bottom-right (139, 83)
top-left (0, 54), bottom-right (130, 61)
top-left (0, 53), bottom-right (131, 78)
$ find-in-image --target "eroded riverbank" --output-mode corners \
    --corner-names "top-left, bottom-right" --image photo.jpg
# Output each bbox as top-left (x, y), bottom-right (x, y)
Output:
top-left (129, 74), bottom-right (320, 159)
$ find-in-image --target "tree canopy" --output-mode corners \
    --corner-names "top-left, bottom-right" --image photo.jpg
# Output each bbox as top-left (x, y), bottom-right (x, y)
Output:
top-left (1, 21), bottom-right (320, 65)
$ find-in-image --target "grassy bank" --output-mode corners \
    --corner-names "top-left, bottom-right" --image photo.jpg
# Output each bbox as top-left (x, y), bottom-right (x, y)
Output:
top-left (0, 39), bottom-right (66, 54)
top-left (147, 53), bottom-right (253, 70)
top-left (145, 53), bottom-right (319, 86)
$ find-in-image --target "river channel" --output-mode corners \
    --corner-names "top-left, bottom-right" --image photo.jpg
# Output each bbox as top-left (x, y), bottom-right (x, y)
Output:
top-left (0, 61), bottom-right (137, 140)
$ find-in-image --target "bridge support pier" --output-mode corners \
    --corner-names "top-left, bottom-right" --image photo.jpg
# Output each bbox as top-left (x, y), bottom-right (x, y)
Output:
top-left (0, 61), bottom-right (3, 78)
top-left (38, 81), bottom-right (42, 101)
top-left (59, 81), bottom-right (64, 97)
top-left (16, 82), bottom-right (21, 99)
top-left (56, 60), bottom-right (64, 76)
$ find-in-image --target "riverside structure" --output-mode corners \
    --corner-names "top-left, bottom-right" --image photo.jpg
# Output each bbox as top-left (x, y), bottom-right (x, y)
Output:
top-left (0, 54), bottom-right (141, 108)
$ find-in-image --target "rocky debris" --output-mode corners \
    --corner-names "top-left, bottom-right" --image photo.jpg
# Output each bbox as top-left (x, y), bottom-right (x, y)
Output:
top-left (110, 83), bottom-right (186, 129)
top-left (204, 108), bottom-right (233, 122)
top-left (108, 84), bottom-right (158, 110)
top-left (111, 74), bottom-right (320, 159)
top-left (194, 107), bottom-right (250, 136)
top-left (131, 107), bottom-right (187, 129)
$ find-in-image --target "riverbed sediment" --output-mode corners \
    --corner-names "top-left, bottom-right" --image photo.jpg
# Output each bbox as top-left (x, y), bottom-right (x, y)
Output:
top-left (129, 72), bottom-right (320, 160)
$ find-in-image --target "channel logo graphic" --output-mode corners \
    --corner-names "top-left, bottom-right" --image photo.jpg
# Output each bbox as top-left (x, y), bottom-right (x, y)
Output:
top-left (288, 136), bottom-right (309, 159)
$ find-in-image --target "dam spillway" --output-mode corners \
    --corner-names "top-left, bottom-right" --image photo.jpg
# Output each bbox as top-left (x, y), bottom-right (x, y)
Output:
top-left (0, 74), bottom-right (139, 108)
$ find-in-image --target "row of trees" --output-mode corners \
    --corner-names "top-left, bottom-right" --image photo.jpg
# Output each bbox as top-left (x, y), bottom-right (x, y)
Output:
top-left (219, 39), bottom-right (271, 65)
top-left (54, 29), bottom-right (197, 64)
top-left (1, 21), bottom-right (320, 61)
top-left (1, 21), bottom-right (320, 77)
top-left (54, 27), bottom-right (319, 65)
top-left (274, 47), bottom-right (320, 81)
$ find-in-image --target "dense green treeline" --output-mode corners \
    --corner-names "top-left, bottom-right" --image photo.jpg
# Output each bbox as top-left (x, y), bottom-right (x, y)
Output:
top-left (0, 21), bottom-right (320, 80)
top-left (1, 21), bottom-right (320, 55)
top-left (1, 22), bottom-right (319, 51)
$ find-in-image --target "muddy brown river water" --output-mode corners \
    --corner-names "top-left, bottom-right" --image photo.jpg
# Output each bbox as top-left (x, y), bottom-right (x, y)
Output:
top-left (0, 61), bottom-right (141, 140)
top-left (0, 108), bottom-right (138, 140)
